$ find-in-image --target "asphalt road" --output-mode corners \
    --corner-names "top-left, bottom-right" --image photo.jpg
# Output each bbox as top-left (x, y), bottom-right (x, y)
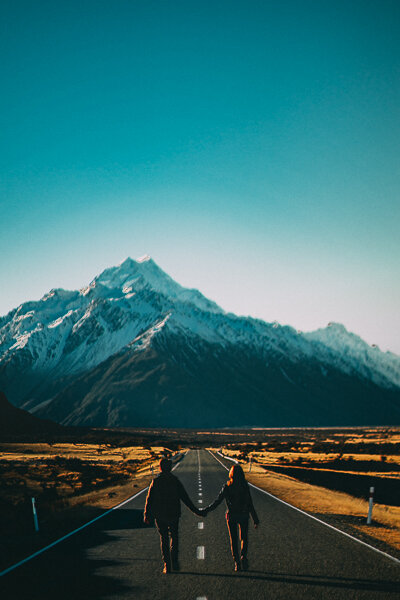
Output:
top-left (1, 449), bottom-right (399, 600)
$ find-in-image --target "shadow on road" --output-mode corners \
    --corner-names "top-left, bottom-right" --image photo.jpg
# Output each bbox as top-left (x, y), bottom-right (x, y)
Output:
top-left (179, 570), bottom-right (400, 593)
top-left (101, 508), bottom-right (149, 531)
top-left (1, 507), bottom-right (149, 600)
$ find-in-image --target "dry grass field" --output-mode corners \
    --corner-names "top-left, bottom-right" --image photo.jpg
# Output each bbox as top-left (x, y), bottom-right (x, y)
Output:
top-left (0, 442), bottom-right (170, 512)
top-left (216, 427), bottom-right (400, 554)
top-left (0, 441), bottom-right (176, 571)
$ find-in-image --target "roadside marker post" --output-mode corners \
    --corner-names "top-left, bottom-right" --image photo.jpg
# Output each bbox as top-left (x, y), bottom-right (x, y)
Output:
top-left (249, 456), bottom-right (252, 473)
top-left (367, 487), bottom-right (374, 525)
top-left (31, 498), bottom-right (39, 533)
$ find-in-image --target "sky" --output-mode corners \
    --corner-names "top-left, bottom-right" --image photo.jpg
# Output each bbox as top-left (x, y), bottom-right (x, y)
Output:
top-left (1, 0), bottom-right (399, 354)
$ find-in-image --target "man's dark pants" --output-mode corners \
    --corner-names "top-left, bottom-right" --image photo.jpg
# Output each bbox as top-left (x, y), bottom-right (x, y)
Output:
top-left (226, 514), bottom-right (249, 562)
top-left (155, 519), bottom-right (179, 568)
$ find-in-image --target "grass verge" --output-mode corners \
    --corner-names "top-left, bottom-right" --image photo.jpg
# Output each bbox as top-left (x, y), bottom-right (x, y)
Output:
top-left (246, 465), bottom-right (400, 559)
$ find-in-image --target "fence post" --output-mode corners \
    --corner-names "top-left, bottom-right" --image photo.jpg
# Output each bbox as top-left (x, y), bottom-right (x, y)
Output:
top-left (31, 497), bottom-right (39, 532)
top-left (367, 487), bottom-right (374, 525)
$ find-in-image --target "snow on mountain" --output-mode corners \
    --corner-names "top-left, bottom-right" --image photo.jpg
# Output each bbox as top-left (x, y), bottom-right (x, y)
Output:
top-left (0, 257), bottom-right (228, 403)
top-left (0, 256), bottom-right (399, 418)
top-left (304, 323), bottom-right (400, 388)
top-left (93, 256), bottom-right (223, 314)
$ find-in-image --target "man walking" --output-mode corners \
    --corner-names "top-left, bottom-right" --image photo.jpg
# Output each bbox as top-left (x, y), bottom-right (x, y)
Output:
top-left (144, 457), bottom-right (202, 573)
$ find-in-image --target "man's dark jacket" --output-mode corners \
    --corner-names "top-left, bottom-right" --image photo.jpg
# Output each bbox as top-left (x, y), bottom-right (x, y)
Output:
top-left (144, 472), bottom-right (199, 522)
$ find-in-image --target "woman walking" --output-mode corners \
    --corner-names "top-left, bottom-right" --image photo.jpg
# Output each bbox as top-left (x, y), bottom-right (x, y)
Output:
top-left (202, 464), bottom-right (259, 571)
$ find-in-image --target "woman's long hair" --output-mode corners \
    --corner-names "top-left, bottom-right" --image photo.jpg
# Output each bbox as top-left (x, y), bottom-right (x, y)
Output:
top-left (227, 464), bottom-right (247, 489)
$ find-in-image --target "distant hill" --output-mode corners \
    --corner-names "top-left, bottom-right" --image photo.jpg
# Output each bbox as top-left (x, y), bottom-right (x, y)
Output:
top-left (0, 390), bottom-right (62, 435)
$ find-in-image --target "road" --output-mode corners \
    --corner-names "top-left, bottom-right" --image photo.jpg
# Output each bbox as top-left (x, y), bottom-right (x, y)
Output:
top-left (1, 449), bottom-right (399, 599)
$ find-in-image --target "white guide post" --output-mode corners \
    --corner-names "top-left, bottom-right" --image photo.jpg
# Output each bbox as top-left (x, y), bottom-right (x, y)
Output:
top-left (32, 497), bottom-right (39, 532)
top-left (367, 487), bottom-right (374, 525)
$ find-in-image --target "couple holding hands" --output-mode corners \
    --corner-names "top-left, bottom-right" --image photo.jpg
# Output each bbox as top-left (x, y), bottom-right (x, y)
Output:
top-left (144, 458), bottom-right (259, 574)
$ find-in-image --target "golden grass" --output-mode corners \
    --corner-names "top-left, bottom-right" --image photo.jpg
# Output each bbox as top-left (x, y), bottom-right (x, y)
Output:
top-left (221, 447), bottom-right (400, 478)
top-left (0, 443), bottom-right (170, 520)
top-left (0, 442), bottom-right (166, 463)
top-left (246, 468), bottom-right (400, 551)
top-left (214, 441), bottom-right (400, 552)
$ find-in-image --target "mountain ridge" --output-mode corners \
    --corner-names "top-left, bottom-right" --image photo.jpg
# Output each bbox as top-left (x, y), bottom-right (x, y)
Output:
top-left (1, 256), bottom-right (399, 427)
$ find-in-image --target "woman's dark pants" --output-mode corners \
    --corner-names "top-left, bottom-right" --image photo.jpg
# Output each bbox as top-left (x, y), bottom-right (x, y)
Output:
top-left (226, 514), bottom-right (249, 562)
top-left (155, 519), bottom-right (179, 569)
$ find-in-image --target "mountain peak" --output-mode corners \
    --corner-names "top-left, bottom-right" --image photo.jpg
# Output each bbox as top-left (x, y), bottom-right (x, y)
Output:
top-left (92, 257), bottom-right (223, 314)
top-left (94, 255), bottom-right (159, 289)
top-left (118, 255), bottom-right (152, 267)
top-left (136, 254), bottom-right (152, 263)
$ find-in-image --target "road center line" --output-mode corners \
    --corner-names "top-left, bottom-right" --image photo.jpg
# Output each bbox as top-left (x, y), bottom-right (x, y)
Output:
top-left (196, 546), bottom-right (205, 559)
top-left (198, 522), bottom-right (204, 529)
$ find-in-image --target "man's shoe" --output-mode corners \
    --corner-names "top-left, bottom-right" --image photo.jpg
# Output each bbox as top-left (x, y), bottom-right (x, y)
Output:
top-left (241, 557), bottom-right (249, 571)
top-left (234, 561), bottom-right (241, 572)
top-left (162, 564), bottom-right (171, 574)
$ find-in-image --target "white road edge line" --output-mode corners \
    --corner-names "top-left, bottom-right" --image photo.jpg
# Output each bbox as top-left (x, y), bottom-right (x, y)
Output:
top-left (208, 450), bottom-right (400, 565)
top-left (1, 458), bottom-right (182, 577)
top-left (0, 486), bottom-right (149, 577)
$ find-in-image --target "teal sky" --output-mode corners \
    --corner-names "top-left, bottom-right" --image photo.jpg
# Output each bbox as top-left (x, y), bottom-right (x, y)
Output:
top-left (1, 0), bottom-right (399, 353)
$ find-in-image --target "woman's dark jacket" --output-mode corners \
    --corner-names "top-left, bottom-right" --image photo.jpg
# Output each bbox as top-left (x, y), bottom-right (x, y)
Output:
top-left (144, 472), bottom-right (199, 522)
top-left (206, 481), bottom-right (259, 524)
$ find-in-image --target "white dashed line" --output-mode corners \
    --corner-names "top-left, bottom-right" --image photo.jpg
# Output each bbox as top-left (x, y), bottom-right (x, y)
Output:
top-left (196, 546), bottom-right (205, 559)
top-left (196, 597), bottom-right (207, 600)
top-left (198, 522), bottom-right (204, 529)
top-left (198, 499), bottom-right (203, 503)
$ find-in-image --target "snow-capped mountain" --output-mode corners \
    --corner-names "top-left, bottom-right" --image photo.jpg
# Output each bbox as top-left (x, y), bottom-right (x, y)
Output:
top-left (0, 256), bottom-right (399, 427)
